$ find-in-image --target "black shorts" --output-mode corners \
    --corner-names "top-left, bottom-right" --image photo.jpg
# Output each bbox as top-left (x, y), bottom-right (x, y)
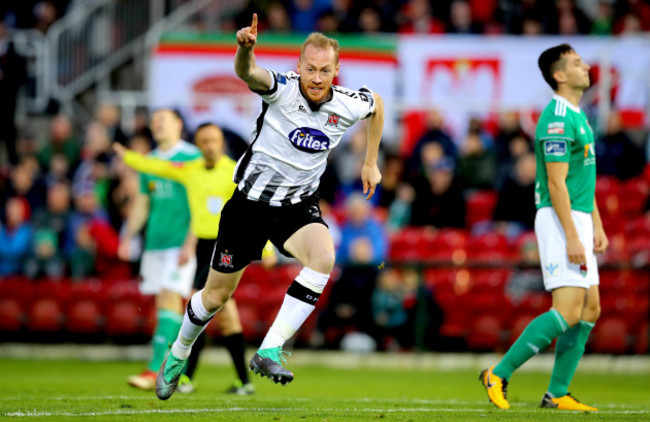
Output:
top-left (194, 237), bottom-right (216, 290)
top-left (211, 189), bottom-right (327, 273)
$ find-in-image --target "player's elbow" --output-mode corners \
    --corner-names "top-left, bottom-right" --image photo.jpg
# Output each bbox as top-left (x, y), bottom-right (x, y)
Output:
top-left (547, 178), bottom-right (565, 194)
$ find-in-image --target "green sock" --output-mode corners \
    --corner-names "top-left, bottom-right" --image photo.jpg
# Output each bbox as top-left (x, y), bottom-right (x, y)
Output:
top-left (148, 309), bottom-right (183, 372)
top-left (493, 309), bottom-right (568, 380)
top-left (548, 320), bottom-right (594, 397)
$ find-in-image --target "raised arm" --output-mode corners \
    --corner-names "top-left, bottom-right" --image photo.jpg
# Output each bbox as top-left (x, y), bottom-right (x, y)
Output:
top-left (234, 13), bottom-right (272, 91)
top-left (361, 92), bottom-right (384, 200)
top-left (113, 143), bottom-right (188, 185)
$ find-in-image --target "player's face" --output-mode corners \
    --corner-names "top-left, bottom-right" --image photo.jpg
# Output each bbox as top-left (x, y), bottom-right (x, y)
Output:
top-left (560, 52), bottom-right (590, 90)
top-left (297, 44), bottom-right (339, 103)
top-left (150, 110), bottom-right (182, 143)
top-left (195, 126), bottom-right (224, 164)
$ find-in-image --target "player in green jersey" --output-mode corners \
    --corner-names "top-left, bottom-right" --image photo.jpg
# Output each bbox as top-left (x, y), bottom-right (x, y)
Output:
top-left (480, 44), bottom-right (608, 411)
top-left (120, 109), bottom-right (201, 390)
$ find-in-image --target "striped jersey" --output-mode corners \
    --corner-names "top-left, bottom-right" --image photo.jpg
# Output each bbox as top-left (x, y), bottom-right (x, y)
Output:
top-left (234, 70), bottom-right (375, 206)
top-left (534, 94), bottom-right (596, 213)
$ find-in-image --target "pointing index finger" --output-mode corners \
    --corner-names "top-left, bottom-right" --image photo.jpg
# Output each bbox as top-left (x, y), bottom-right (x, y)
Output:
top-left (251, 13), bottom-right (258, 35)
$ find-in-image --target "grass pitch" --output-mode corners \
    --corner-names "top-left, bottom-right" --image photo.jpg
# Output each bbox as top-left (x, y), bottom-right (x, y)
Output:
top-left (0, 358), bottom-right (648, 421)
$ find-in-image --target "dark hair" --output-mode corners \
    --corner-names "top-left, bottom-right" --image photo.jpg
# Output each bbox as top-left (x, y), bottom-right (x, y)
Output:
top-left (153, 108), bottom-right (184, 124)
top-left (195, 122), bottom-right (218, 132)
top-left (538, 44), bottom-right (574, 91)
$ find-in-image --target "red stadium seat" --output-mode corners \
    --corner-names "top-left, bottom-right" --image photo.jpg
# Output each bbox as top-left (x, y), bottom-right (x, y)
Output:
top-left (141, 306), bottom-right (157, 337)
top-left (269, 265), bottom-right (302, 287)
top-left (437, 292), bottom-right (472, 338)
top-left (471, 269), bottom-right (510, 293)
top-left (430, 229), bottom-right (469, 263)
top-left (389, 227), bottom-right (437, 261)
top-left (106, 281), bottom-right (142, 303)
top-left (466, 314), bottom-right (502, 351)
top-left (237, 304), bottom-right (267, 341)
top-left (33, 280), bottom-right (72, 308)
top-left (466, 190), bottom-right (498, 228)
top-left (468, 293), bottom-right (512, 325)
top-left (0, 278), bottom-right (36, 308)
top-left (70, 280), bottom-right (108, 311)
top-left (591, 318), bottom-right (629, 354)
top-left (27, 298), bottom-right (64, 332)
top-left (507, 314), bottom-right (536, 346)
top-left (0, 298), bottom-right (23, 331)
top-left (66, 300), bottom-right (102, 334)
top-left (619, 177), bottom-right (648, 217)
top-left (634, 323), bottom-right (648, 354)
top-left (595, 176), bottom-right (620, 218)
top-left (105, 301), bottom-right (141, 336)
top-left (241, 264), bottom-right (271, 287)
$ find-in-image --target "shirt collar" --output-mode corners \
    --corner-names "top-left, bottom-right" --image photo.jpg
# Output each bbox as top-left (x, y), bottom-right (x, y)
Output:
top-left (154, 140), bottom-right (185, 159)
top-left (552, 94), bottom-right (581, 113)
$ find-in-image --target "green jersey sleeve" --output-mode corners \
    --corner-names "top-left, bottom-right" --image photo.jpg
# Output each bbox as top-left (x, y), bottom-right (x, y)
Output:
top-left (536, 112), bottom-right (575, 163)
top-left (139, 172), bottom-right (150, 195)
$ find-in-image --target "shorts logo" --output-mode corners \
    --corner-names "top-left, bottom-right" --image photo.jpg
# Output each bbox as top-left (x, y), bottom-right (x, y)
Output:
top-left (288, 127), bottom-right (331, 153)
top-left (309, 205), bottom-right (321, 218)
top-left (219, 252), bottom-right (234, 268)
top-left (547, 122), bottom-right (565, 134)
top-left (325, 113), bottom-right (340, 127)
top-left (545, 141), bottom-right (566, 156)
top-left (544, 262), bottom-right (559, 277)
top-left (579, 263), bottom-right (588, 278)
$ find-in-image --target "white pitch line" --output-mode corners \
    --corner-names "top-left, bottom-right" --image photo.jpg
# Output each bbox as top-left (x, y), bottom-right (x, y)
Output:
top-left (0, 396), bottom-right (486, 405)
top-left (3, 407), bottom-right (648, 417)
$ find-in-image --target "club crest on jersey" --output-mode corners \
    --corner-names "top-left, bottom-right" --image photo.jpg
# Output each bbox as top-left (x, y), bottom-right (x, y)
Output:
top-left (218, 252), bottom-right (233, 268)
top-left (288, 127), bottom-right (331, 153)
top-left (325, 113), bottom-right (340, 127)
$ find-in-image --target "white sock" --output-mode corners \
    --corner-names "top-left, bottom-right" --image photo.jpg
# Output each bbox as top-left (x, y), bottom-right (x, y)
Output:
top-left (259, 268), bottom-right (329, 350)
top-left (172, 291), bottom-right (216, 359)
top-left (259, 295), bottom-right (314, 350)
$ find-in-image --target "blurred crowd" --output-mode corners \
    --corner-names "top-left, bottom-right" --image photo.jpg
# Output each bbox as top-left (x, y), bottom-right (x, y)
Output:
top-left (5, 0), bottom-right (650, 38)
top-left (223, 0), bottom-right (650, 36)
top-left (1, 104), bottom-right (647, 280)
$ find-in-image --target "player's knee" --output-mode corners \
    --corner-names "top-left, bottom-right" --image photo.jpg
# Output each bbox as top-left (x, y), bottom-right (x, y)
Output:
top-left (563, 311), bottom-right (582, 327)
top-left (556, 307), bottom-right (582, 327)
top-left (583, 303), bottom-right (601, 323)
top-left (201, 287), bottom-right (230, 313)
top-left (309, 248), bottom-right (335, 274)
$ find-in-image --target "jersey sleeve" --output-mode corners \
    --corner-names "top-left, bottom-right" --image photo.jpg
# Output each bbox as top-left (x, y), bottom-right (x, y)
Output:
top-left (356, 87), bottom-right (376, 120)
top-left (124, 150), bottom-right (190, 184)
top-left (536, 112), bottom-right (575, 163)
top-left (251, 70), bottom-right (295, 105)
top-left (336, 85), bottom-right (375, 121)
top-left (139, 172), bottom-right (150, 195)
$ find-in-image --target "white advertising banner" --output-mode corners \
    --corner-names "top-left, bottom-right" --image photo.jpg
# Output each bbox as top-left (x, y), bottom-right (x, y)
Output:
top-left (398, 35), bottom-right (650, 114)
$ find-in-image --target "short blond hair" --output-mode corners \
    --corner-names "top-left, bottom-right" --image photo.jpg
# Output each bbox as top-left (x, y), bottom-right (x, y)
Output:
top-left (300, 32), bottom-right (340, 63)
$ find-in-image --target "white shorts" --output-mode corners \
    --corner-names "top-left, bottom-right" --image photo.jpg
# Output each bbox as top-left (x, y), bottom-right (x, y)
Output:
top-left (535, 207), bottom-right (599, 291)
top-left (140, 248), bottom-right (196, 298)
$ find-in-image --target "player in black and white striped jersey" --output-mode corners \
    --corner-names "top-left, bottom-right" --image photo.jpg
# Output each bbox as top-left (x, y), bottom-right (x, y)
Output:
top-left (234, 70), bottom-right (375, 206)
top-left (155, 13), bottom-right (384, 400)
